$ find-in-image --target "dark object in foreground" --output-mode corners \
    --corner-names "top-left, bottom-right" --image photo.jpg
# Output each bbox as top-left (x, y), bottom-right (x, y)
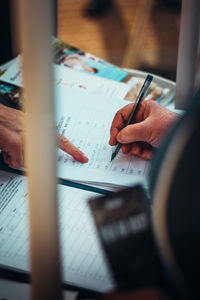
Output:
top-left (89, 185), bottom-right (164, 291)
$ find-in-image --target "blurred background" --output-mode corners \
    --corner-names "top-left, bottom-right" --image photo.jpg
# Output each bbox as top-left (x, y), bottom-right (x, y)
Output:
top-left (57, 0), bottom-right (181, 81)
top-left (0, 0), bottom-right (181, 81)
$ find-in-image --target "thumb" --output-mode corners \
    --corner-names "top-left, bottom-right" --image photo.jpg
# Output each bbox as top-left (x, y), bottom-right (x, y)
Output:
top-left (117, 122), bottom-right (149, 144)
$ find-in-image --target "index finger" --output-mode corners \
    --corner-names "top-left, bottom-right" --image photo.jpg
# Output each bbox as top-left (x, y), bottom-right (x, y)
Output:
top-left (58, 134), bottom-right (88, 163)
top-left (109, 103), bottom-right (134, 146)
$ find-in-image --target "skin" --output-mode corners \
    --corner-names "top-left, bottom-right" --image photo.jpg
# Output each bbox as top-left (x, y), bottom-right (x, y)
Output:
top-left (0, 104), bottom-right (88, 168)
top-left (109, 100), bottom-right (178, 160)
top-left (83, 65), bottom-right (97, 73)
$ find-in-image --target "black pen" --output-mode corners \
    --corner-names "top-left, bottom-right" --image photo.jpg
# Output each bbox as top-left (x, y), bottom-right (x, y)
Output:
top-left (111, 74), bottom-right (153, 161)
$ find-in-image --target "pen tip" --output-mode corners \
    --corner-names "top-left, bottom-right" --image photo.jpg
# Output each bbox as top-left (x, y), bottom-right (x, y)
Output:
top-left (111, 152), bottom-right (116, 162)
top-left (147, 74), bottom-right (153, 82)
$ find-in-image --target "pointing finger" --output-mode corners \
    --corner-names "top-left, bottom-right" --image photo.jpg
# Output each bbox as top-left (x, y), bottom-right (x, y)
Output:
top-left (58, 134), bottom-right (88, 163)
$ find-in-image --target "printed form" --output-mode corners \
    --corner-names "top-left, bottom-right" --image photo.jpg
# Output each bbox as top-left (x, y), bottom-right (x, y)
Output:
top-left (0, 171), bottom-right (114, 292)
top-left (1, 60), bottom-right (150, 188)
top-left (56, 87), bottom-right (150, 188)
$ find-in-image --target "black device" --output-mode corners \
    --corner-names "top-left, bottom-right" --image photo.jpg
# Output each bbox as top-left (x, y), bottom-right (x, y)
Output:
top-left (89, 185), bottom-right (164, 291)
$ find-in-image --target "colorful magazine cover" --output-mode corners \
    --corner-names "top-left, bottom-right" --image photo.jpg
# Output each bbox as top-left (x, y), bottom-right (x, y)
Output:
top-left (53, 39), bottom-right (128, 82)
top-left (0, 80), bottom-right (21, 108)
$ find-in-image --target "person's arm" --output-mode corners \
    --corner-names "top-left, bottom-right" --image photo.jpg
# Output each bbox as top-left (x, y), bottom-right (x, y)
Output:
top-left (0, 104), bottom-right (88, 168)
top-left (109, 100), bottom-right (178, 160)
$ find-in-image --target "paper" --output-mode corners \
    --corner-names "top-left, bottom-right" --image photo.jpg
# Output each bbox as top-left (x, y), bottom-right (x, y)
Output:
top-left (0, 171), bottom-right (114, 292)
top-left (0, 278), bottom-right (78, 300)
top-left (0, 56), bottom-right (130, 99)
top-left (56, 86), bottom-right (150, 188)
top-left (0, 59), bottom-right (150, 188)
top-left (54, 64), bottom-right (130, 99)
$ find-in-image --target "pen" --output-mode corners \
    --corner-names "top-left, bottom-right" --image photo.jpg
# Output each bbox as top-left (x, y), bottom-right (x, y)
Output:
top-left (111, 74), bottom-right (153, 161)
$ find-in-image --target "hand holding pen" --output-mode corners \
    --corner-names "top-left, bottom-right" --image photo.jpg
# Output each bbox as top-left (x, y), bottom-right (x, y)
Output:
top-left (109, 75), bottom-right (178, 160)
top-left (110, 74), bottom-right (153, 161)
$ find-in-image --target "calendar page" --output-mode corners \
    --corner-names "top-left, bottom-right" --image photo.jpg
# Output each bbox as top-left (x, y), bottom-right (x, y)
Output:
top-left (56, 86), bottom-right (150, 188)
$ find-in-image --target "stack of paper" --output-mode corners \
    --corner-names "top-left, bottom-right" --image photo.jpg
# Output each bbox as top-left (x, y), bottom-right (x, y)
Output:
top-left (0, 55), bottom-right (130, 100)
top-left (0, 171), bottom-right (114, 293)
top-left (0, 41), bottom-right (152, 294)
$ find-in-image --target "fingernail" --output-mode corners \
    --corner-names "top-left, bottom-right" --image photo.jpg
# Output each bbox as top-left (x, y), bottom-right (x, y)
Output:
top-left (82, 154), bottom-right (88, 163)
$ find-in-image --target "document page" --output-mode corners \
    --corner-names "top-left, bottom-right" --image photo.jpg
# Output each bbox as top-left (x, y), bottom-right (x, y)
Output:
top-left (54, 64), bottom-right (130, 99)
top-left (0, 171), bottom-right (114, 292)
top-left (0, 279), bottom-right (78, 300)
top-left (56, 87), bottom-right (150, 188)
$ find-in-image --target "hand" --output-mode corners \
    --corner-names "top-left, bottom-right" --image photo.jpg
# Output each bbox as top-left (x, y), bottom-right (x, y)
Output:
top-left (58, 133), bottom-right (88, 163)
top-left (0, 104), bottom-right (24, 168)
top-left (0, 104), bottom-right (88, 168)
top-left (109, 100), bottom-right (178, 160)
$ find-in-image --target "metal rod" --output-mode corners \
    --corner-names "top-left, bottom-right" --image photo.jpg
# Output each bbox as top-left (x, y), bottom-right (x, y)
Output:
top-left (15, 0), bottom-right (62, 299)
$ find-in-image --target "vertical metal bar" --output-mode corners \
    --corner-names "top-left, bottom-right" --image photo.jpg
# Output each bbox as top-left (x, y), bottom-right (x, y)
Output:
top-left (15, 0), bottom-right (62, 299)
top-left (175, 0), bottom-right (200, 109)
